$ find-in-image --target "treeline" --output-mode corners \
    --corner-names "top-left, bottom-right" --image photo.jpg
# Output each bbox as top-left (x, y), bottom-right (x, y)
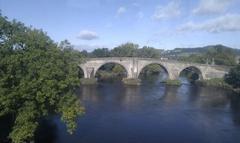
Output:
top-left (80, 43), bottom-right (238, 66)
top-left (80, 43), bottom-right (163, 58)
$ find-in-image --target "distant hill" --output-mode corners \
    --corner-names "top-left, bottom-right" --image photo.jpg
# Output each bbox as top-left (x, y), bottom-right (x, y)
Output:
top-left (163, 45), bottom-right (240, 58)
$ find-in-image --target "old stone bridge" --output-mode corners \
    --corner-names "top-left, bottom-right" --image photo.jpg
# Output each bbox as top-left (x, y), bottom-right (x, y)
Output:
top-left (79, 57), bottom-right (229, 80)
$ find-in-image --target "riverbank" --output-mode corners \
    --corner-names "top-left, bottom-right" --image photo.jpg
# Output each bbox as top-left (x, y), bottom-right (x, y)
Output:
top-left (165, 79), bottom-right (181, 86)
top-left (122, 78), bottom-right (141, 85)
top-left (196, 78), bottom-right (240, 94)
top-left (80, 78), bottom-right (97, 85)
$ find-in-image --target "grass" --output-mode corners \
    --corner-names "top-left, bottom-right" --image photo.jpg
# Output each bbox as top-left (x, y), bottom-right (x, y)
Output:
top-left (80, 78), bottom-right (97, 85)
top-left (196, 78), bottom-right (232, 89)
top-left (122, 78), bottom-right (141, 85)
top-left (165, 79), bottom-right (181, 86)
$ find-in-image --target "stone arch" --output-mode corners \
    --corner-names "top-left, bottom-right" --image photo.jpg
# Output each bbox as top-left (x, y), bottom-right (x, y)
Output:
top-left (94, 62), bottom-right (129, 78)
top-left (79, 65), bottom-right (87, 78)
top-left (179, 66), bottom-right (203, 80)
top-left (137, 63), bottom-right (170, 79)
top-left (78, 66), bottom-right (85, 78)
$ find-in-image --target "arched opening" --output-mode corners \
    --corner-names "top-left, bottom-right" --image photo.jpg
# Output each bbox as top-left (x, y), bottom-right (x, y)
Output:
top-left (95, 63), bottom-right (127, 83)
top-left (138, 63), bottom-right (169, 84)
top-left (179, 66), bottom-right (202, 84)
top-left (78, 67), bottom-right (85, 78)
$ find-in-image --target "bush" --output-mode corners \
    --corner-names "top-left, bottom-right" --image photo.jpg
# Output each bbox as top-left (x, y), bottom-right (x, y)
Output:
top-left (197, 78), bottom-right (231, 89)
top-left (224, 65), bottom-right (240, 88)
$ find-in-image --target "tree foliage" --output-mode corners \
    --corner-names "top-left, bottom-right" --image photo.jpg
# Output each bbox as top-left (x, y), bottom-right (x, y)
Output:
top-left (224, 65), bottom-right (240, 88)
top-left (137, 46), bottom-right (161, 58)
top-left (0, 15), bottom-right (84, 143)
top-left (81, 43), bottom-right (162, 58)
top-left (111, 43), bottom-right (139, 57)
top-left (206, 45), bottom-right (236, 66)
top-left (140, 64), bottom-right (164, 76)
top-left (91, 48), bottom-right (110, 57)
top-left (95, 63), bottom-right (127, 81)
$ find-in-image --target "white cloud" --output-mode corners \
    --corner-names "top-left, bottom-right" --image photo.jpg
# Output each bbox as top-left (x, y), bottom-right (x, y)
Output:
top-left (193, 0), bottom-right (233, 15)
top-left (178, 14), bottom-right (240, 33)
top-left (152, 1), bottom-right (181, 20)
top-left (77, 30), bottom-right (99, 40)
top-left (132, 2), bottom-right (140, 7)
top-left (117, 6), bottom-right (127, 15)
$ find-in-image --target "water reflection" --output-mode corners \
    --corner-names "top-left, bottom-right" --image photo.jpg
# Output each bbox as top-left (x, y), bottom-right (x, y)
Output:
top-left (121, 85), bottom-right (142, 110)
top-left (34, 118), bottom-right (58, 143)
top-left (230, 95), bottom-right (240, 125)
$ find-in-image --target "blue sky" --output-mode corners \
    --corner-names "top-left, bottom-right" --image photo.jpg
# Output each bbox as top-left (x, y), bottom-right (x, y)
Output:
top-left (1, 0), bottom-right (240, 51)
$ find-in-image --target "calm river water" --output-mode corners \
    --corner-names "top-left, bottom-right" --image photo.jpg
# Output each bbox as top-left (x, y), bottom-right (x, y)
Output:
top-left (1, 83), bottom-right (240, 143)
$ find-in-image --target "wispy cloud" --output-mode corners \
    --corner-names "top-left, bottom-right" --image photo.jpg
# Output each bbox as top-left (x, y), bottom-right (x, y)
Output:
top-left (132, 2), bottom-right (140, 7)
top-left (116, 6), bottom-right (127, 16)
top-left (178, 14), bottom-right (240, 33)
top-left (193, 0), bottom-right (233, 15)
top-left (77, 30), bottom-right (99, 40)
top-left (152, 1), bottom-right (181, 20)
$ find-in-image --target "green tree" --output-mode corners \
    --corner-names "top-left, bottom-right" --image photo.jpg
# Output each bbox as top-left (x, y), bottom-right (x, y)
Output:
top-left (137, 46), bottom-right (161, 58)
top-left (144, 64), bottom-right (163, 75)
top-left (80, 50), bottom-right (89, 58)
top-left (111, 43), bottom-right (138, 57)
top-left (112, 64), bottom-right (126, 74)
top-left (95, 63), bottom-right (127, 81)
top-left (92, 48), bottom-right (110, 57)
top-left (224, 65), bottom-right (240, 88)
top-left (0, 15), bottom-right (84, 143)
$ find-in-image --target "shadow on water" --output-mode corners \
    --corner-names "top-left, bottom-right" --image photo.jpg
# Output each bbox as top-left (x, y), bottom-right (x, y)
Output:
top-left (0, 115), bottom-right (13, 143)
top-left (0, 116), bottom-right (58, 143)
top-left (34, 118), bottom-right (58, 143)
top-left (230, 94), bottom-right (240, 125)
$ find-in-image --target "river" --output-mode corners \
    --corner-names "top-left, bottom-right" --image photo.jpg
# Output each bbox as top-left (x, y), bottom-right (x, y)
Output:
top-left (1, 82), bottom-right (240, 143)
top-left (31, 82), bottom-right (240, 143)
